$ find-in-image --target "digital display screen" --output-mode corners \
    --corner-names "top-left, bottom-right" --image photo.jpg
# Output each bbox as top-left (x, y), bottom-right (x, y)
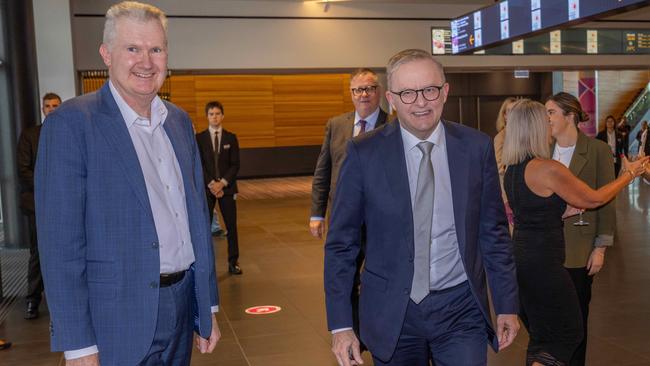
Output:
top-left (451, 0), bottom-right (650, 54)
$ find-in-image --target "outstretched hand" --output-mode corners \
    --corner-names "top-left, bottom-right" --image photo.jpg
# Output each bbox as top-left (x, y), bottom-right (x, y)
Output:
top-left (622, 155), bottom-right (649, 177)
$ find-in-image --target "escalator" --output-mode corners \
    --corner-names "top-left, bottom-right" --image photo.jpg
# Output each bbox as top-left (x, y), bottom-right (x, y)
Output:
top-left (622, 83), bottom-right (650, 155)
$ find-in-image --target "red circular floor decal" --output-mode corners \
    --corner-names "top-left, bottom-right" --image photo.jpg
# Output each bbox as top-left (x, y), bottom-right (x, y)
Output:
top-left (245, 305), bottom-right (282, 315)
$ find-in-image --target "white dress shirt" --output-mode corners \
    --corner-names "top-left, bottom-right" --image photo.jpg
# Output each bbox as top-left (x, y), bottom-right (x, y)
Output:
top-left (208, 125), bottom-right (229, 186)
top-left (400, 122), bottom-right (467, 291)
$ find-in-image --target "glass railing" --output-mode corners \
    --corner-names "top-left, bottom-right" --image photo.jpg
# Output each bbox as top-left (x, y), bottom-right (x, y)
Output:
top-left (623, 83), bottom-right (650, 154)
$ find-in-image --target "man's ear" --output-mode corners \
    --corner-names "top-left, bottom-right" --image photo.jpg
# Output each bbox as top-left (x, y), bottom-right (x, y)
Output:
top-left (99, 43), bottom-right (111, 67)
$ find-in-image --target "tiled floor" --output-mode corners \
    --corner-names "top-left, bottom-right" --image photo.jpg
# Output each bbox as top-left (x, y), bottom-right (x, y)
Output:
top-left (1, 180), bottom-right (650, 365)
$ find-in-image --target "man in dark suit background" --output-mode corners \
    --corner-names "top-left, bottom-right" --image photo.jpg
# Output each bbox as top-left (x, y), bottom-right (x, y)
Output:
top-left (310, 68), bottom-right (388, 238)
top-left (325, 49), bottom-right (519, 366)
top-left (310, 68), bottom-right (388, 343)
top-left (16, 92), bottom-right (61, 320)
top-left (196, 101), bottom-right (242, 275)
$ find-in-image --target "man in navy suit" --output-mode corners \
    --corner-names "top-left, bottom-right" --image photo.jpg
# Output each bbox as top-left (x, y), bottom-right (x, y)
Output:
top-left (324, 49), bottom-right (519, 366)
top-left (35, 2), bottom-right (220, 365)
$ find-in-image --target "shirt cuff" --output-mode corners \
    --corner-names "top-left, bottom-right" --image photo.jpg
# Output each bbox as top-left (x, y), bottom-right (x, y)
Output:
top-left (594, 234), bottom-right (614, 247)
top-left (331, 327), bottom-right (353, 334)
top-left (220, 178), bottom-right (228, 187)
top-left (211, 305), bottom-right (219, 313)
top-left (310, 216), bottom-right (325, 221)
top-left (64, 345), bottom-right (98, 360)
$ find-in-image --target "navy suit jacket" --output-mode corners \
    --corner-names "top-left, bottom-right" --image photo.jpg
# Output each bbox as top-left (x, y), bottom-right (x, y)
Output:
top-left (324, 120), bottom-right (518, 361)
top-left (35, 83), bottom-right (218, 365)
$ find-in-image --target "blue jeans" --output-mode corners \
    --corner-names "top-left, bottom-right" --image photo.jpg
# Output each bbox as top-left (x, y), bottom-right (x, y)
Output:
top-left (211, 210), bottom-right (222, 233)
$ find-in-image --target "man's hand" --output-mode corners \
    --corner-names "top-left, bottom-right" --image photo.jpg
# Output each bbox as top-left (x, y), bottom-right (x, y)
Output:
top-left (195, 314), bottom-right (221, 353)
top-left (587, 247), bottom-right (606, 276)
top-left (66, 354), bottom-right (99, 366)
top-left (496, 314), bottom-right (519, 351)
top-left (208, 180), bottom-right (225, 197)
top-left (331, 330), bottom-right (363, 366)
top-left (309, 219), bottom-right (324, 239)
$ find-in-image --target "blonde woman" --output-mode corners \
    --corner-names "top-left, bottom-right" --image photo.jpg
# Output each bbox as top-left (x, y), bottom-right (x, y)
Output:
top-left (494, 97), bottom-right (518, 227)
top-left (502, 99), bottom-right (648, 366)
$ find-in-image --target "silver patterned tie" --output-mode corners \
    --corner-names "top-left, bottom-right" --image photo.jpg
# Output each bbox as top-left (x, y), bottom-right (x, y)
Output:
top-left (410, 141), bottom-right (434, 304)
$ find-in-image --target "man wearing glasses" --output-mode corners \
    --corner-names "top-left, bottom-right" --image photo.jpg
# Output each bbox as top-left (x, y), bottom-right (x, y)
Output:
top-left (311, 68), bottom-right (388, 344)
top-left (324, 49), bottom-right (519, 366)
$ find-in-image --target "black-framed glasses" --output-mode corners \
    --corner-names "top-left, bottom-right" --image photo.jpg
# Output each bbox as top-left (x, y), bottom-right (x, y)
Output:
top-left (390, 85), bottom-right (445, 104)
top-left (351, 85), bottom-right (378, 96)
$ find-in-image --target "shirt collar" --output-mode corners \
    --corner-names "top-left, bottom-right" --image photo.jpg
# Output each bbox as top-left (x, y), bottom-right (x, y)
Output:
top-left (109, 80), bottom-right (167, 129)
top-left (208, 125), bottom-right (223, 135)
top-left (400, 120), bottom-right (444, 153)
top-left (355, 107), bottom-right (380, 127)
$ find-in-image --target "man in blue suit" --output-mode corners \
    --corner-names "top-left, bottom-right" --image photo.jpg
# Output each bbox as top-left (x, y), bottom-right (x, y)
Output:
top-left (35, 2), bottom-right (220, 365)
top-left (324, 49), bottom-right (520, 366)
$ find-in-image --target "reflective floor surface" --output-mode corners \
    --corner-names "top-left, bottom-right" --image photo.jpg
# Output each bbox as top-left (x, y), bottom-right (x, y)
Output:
top-left (1, 178), bottom-right (649, 365)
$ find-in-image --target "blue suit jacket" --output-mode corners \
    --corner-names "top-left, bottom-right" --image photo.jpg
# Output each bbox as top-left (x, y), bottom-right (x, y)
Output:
top-left (35, 83), bottom-right (218, 365)
top-left (324, 120), bottom-right (518, 361)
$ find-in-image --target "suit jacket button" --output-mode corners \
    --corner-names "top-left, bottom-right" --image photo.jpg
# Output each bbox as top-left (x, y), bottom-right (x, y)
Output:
top-left (409, 257), bottom-right (413, 262)
top-left (152, 242), bottom-right (159, 249)
top-left (150, 281), bottom-right (158, 288)
top-left (403, 289), bottom-right (409, 295)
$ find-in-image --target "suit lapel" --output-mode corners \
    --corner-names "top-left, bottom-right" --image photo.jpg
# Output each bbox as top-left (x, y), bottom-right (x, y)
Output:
top-left (346, 113), bottom-right (355, 140)
top-left (163, 109), bottom-right (192, 191)
top-left (97, 83), bottom-right (154, 223)
top-left (376, 109), bottom-right (388, 128)
top-left (569, 133), bottom-right (589, 177)
top-left (443, 121), bottom-right (469, 255)
top-left (381, 121), bottom-right (414, 256)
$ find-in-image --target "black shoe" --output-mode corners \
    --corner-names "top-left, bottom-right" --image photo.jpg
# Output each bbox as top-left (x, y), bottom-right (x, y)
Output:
top-left (228, 264), bottom-right (243, 275)
top-left (25, 301), bottom-right (39, 320)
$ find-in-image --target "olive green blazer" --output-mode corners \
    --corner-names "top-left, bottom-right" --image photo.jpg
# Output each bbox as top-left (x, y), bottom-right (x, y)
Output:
top-left (556, 132), bottom-right (616, 268)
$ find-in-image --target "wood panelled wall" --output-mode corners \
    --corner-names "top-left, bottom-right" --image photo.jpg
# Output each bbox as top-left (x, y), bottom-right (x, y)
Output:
top-left (171, 74), bottom-right (354, 148)
top-left (80, 73), bottom-right (355, 148)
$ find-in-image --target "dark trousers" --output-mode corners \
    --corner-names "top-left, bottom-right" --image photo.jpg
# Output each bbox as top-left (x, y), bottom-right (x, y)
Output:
top-left (567, 267), bottom-right (593, 366)
top-left (373, 282), bottom-right (487, 366)
top-left (208, 194), bottom-right (239, 265)
top-left (26, 214), bottom-right (44, 305)
top-left (138, 271), bottom-right (194, 365)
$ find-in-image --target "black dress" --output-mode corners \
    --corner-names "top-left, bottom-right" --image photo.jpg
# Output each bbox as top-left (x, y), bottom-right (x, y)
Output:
top-left (504, 158), bottom-right (583, 366)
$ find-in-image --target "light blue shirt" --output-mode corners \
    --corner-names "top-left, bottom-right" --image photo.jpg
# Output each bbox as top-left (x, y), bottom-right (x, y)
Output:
top-left (110, 81), bottom-right (195, 274)
top-left (65, 82), bottom-right (198, 360)
top-left (353, 107), bottom-right (380, 137)
top-left (400, 121), bottom-right (467, 291)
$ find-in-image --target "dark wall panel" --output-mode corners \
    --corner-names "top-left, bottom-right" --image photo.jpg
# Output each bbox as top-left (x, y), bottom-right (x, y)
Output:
top-left (239, 145), bottom-right (321, 179)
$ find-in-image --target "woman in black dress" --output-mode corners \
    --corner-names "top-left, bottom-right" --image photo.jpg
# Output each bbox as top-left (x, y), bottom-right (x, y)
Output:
top-left (502, 99), bottom-right (648, 366)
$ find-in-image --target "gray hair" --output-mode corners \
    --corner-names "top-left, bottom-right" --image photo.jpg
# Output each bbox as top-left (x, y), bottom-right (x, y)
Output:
top-left (103, 1), bottom-right (168, 47)
top-left (502, 99), bottom-right (551, 166)
top-left (386, 49), bottom-right (445, 90)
